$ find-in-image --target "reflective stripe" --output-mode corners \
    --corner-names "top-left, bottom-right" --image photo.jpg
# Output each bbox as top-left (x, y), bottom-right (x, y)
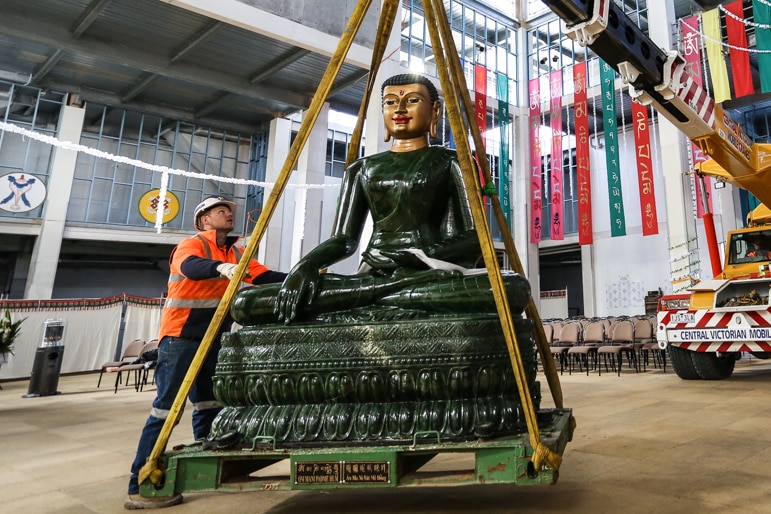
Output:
top-left (193, 400), bottom-right (222, 411)
top-left (195, 234), bottom-right (212, 259)
top-left (164, 298), bottom-right (221, 309)
top-left (234, 246), bottom-right (242, 261)
top-left (151, 406), bottom-right (185, 423)
top-left (151, 407), bottom-right (170, 419)
top-left (168, 273), bottom-right (185, 283)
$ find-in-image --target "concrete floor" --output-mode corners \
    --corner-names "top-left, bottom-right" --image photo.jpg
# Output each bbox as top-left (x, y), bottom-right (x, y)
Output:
top-left (2, 357), bottom-right (771, 514)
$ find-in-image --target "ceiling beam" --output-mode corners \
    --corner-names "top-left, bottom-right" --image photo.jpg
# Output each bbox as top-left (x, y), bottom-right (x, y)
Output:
top-left (44, 82), bottom-right (266, 135)
top-left (170, 20), bottom-right (224, 64)
top-left (0, 13), bottom-right (311, 110)
top-left (248, 48), bottom-right (311, 85)
top-left (70, 0), bottom-right (113, 39)
top-left (31, 49), bottom-right (64, 84)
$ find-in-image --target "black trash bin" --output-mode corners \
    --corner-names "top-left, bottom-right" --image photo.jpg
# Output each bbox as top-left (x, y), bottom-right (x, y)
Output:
top-left (23, 319), bottom-right (66, 398)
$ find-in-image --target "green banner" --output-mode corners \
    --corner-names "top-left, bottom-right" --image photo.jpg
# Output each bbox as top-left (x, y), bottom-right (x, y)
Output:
top-left (754, 0), bottom-right (771, 93)
top-left (497, 72), bottom-right (511, 229)
top-left (600, 60), bottom-right (626, 237)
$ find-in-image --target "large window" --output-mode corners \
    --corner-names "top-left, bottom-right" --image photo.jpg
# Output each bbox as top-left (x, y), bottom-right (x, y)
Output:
top-left (0, 81), bottom-right (66, 221)
top-left (69, 105), bottom-right (255, 232)
top-left (401, 0), bottom-right (519, 104)
top-left (326, 128), bottom-right (364, 178)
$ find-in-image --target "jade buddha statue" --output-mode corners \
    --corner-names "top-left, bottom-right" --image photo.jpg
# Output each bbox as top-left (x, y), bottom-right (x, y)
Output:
top-left (231, 73), bottom-right (529, 325)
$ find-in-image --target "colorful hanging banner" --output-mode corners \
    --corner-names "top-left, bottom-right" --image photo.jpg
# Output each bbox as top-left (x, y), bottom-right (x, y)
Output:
top-left (631, 103), bottom-right (659, 236)
top-left (703, 9), bottom-right (731, 102)
top-left (474, 64), bottom-right (488, 140)
top-left (754, 0), bottom-right (771, 93)
top-left (474, 64), bottom-right (488, 205)
top-left (725, 1), bottom-right (754, 97)
top-left (572, 62), bottom-right (593, 245)
top-left (549, 70), bottom-right (564, 240)
top-left (528, 78), bottom-right (543, 243)
top-left (600, 61), bottom-right (626, 237)
top-left (681, 15), bottom-right (713, 218)
top-left (497, 72), bottom-right (511, 230)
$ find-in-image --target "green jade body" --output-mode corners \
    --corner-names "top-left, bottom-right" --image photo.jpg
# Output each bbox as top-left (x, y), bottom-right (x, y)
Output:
top-left (232, 146), bottom-right (529, 325)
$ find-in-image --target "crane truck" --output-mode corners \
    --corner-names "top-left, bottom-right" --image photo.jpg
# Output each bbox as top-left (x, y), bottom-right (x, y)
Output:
top-left (540, 0), bottom-right (771, 379)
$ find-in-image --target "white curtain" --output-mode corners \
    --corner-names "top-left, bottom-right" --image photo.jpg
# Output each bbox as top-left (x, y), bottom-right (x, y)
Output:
top-left (0, 295), bottom-right (164, 381)
top-left (123, 298), bottom-right (164, 345)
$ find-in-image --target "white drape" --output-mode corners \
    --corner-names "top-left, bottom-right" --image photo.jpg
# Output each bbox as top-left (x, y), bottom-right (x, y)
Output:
top-left (0, 296), bottom-right (163, 381)
top-left (123, 299), bottom-right (164, 345)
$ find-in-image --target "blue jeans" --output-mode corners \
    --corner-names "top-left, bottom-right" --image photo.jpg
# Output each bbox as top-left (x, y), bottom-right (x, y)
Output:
top-left (128, 335), bottom-right (222, 494)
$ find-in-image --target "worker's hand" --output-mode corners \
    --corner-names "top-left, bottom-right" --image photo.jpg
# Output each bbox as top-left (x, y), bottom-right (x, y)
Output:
top-left (216, 263), bottom-right (250, 280)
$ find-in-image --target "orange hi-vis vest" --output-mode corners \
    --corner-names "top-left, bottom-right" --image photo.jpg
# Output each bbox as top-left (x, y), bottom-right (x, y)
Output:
top-left (159, 230), bottom-right (269, 340)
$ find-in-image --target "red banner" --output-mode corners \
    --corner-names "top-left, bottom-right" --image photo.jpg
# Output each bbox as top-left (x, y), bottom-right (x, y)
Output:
top-left (528, 78), bottom-right (543, 243)
top-left (573, 62), bottom-right (593, 245)
top-left (549, 70), bottom-right (564, 240)
top-left (725, 1), bottom-right (753, 97)
top-left (682, 15), bottom-right (713, 218)
top-left (632, 102), bottom-right (659, 235)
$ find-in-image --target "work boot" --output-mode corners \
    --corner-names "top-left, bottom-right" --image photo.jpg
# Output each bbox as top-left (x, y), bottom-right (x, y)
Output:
top-left (124, 493), bottom-right (183, 510)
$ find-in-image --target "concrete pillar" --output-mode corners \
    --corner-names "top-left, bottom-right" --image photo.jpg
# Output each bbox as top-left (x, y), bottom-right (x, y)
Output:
top-left (258, 117), bottom-right (291, 270)
top-left (515, 23), bottom-right (540, 305)
top-left (24, 99), bottom-right (85, 299)
top-left (581, 244), bottom-right (596, 317)
top-left (290, 103), bottom-right (329, 264)
top-left (648, 1), bottom-right (700, 292)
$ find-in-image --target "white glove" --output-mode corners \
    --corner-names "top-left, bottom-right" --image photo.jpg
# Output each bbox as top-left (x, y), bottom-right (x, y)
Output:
top-left (216, 263), bottom-right (250, 280)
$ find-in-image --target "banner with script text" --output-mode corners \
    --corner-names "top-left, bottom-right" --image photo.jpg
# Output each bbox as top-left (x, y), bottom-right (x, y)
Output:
top-left (528, 78), bottom-right (543, 243)
top-left (632, 102), bottom-right (659, 235)
top-left (549, 70), bottom-right (564, 240)
top-left (497, 72), bottom-right (511, 230)
top-left (573, 61), bottom-right (593, 245)
top-left (600, 60), bottom-right (626, 237)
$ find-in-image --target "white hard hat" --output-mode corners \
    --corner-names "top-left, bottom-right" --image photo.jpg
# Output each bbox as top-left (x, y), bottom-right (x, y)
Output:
top-left (194, 195), bottom-right (236, 230)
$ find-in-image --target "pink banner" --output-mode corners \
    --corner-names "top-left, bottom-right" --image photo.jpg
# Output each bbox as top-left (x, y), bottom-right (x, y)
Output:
top-left (632, 103), bottom-right (659, 235)
top-left (528, 78), bottom-right (542, 243)
top-left (681, 15), bottom-right (713, 218)
top-left (474, 64), bottom-right (488, 205)
top-left (549, 70), bottom-right (564, 240)
top-left (573, 62), bottom-right (593, 245)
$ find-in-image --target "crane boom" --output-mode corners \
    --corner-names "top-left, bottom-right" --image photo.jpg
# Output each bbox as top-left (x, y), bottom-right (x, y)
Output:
top-left (540, 0), bottom-right (771, 208)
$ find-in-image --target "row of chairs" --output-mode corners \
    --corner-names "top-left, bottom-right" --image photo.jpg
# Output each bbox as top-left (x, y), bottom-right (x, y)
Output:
top-left (544, 316), bottom-right (664, 376)
top-left (97, 338), bottom-right (159, 393)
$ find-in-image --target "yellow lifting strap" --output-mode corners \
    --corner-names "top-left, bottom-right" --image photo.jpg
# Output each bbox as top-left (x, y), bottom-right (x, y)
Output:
top-left (422, 0), bottom-right (562, 471)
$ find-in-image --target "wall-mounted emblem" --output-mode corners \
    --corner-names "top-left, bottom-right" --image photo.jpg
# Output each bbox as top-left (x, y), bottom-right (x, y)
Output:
top-left (138, 189), bottom-right (180, 224)
top-left (0, 172), bottom-right (47, 213)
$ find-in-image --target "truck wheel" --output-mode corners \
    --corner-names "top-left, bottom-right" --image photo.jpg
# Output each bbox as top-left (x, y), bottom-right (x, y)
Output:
top-left (668, 346), bottom-right (700, 380)
top-left (690, 351), bottom-right (736, 380)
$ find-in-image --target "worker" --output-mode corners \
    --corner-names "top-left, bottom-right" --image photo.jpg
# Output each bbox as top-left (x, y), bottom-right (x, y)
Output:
top-left (125, 194), bottom-right (286, 510)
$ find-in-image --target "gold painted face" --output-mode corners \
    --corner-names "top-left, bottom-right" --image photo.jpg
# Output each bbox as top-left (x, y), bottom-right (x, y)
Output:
top-left (382, 83), bottom-right (437, 141)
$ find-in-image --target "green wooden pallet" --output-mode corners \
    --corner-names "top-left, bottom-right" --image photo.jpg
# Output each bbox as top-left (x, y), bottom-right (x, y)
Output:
top-left (140, 407), bottom-right (573, 496)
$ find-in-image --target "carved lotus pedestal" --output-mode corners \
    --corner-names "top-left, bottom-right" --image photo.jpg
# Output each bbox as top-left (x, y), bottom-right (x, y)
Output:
top-left (210, 315), bottom-right (539, 447)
